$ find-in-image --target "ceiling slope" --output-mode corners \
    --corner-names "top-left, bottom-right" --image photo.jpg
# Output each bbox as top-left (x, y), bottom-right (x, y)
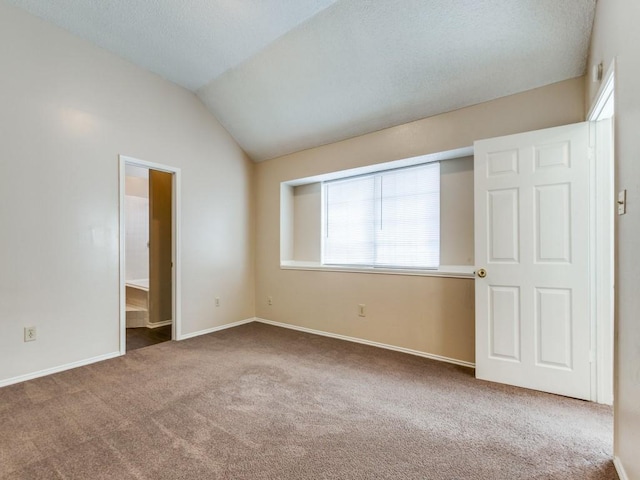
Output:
top-left (5, 0), bottom-right (337, 90)
top-left (6, 0), bottom-right (596, 162)
top-left (198, 0), bottom-right (596, 161)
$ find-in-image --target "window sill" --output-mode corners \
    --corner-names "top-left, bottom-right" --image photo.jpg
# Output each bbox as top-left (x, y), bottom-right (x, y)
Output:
top-left (280, 261), bottom-right (475, 279)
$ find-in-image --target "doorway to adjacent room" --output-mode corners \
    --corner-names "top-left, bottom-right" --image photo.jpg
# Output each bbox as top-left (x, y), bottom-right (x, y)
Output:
top-left (119, 156), bottom-right (181, 352)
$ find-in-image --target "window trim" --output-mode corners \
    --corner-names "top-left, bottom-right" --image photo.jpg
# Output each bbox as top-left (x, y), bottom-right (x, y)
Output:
top-left (280, 260), bottom-right (474, 279)
top-left (279, 145), bottom-right (475, 278)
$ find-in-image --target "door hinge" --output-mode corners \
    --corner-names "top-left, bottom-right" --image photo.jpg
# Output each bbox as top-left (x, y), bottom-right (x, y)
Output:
top-left (589, 350), bottom-right (596, 363)
top-left (588, 147), bottom-right (595, 161)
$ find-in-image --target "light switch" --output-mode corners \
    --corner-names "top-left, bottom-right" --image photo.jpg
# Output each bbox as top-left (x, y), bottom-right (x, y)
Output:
top-left (618, 190), bottom-right (627, 215)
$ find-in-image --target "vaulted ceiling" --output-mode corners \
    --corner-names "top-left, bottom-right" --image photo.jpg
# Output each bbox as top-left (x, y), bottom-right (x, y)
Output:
top-left (7, 0), bottom-right (596, 161)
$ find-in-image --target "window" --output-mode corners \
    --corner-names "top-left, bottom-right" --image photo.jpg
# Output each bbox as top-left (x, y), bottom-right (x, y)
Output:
top-left (322, 162), bottom-right (440, 269)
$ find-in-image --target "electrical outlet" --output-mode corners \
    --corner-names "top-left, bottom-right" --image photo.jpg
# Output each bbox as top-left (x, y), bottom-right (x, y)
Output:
top-left (358, 304), bottom-right (366, 317)
top-left (24, 327), bottom-right (36, 342)
top-left (268, 296), bottom-right (273, 306)
top-left (215, 297), bottom-right (220, 307)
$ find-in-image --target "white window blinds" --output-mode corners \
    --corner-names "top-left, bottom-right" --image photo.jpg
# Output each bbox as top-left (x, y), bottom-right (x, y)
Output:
top-left (323, 162), bottom-right (440, 269)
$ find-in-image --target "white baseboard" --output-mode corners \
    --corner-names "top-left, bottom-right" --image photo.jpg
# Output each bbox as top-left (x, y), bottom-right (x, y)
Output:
top-left (146, 320), bottom-right (172, 329)
top-left (177, 317), bottom-right (255, 341)
top-left (0, 351), bottom-right (122, 388)
top-left (614, 457), bottom-right (629, 480)
top-left (1, 316), bottom-right (473, 389)
top-left (255, 318), bottom-right (475, 369)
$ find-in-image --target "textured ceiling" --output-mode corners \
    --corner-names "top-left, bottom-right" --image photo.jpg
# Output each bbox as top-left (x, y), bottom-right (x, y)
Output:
top-left (7, 0), bottom-right (596, 162)
top-left (5, 0), bottom-right (337, 90)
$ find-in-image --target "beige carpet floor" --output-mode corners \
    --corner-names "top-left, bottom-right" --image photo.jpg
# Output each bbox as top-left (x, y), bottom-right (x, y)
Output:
top-left (0, 322), bottom-right (616, 479)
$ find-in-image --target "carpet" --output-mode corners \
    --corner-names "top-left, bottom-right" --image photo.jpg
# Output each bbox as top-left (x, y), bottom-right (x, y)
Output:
top-left (0, 322), bottom-right (616, 479)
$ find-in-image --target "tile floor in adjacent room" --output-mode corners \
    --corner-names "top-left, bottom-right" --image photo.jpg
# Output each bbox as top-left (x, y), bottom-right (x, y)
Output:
top-left (126, 325), bottom-right (172, 351)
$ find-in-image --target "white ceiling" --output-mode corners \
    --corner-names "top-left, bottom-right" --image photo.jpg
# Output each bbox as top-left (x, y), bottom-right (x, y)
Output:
top-left (7, 0), bottom-right (596, 162)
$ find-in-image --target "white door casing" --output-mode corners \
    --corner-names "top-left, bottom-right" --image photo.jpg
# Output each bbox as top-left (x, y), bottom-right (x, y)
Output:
top-left (119, 155), bottom-right (182, 353)
top-left (474, 122), bottom-right (591, 400)
top-left (591, 116), bottom-right (614, 405)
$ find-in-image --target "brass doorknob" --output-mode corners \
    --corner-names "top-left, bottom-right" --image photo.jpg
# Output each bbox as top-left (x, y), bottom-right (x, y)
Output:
top-left (476, 268), bottom-right (487, 278)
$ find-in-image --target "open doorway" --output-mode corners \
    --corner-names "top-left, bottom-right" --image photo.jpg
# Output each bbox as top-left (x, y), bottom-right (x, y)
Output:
top-left (119, 156), bottom-right (181, 353)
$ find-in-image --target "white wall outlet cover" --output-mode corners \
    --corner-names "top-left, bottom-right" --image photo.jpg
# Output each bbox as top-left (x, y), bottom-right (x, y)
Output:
top-left (24, 327), bottom-right (36, 342)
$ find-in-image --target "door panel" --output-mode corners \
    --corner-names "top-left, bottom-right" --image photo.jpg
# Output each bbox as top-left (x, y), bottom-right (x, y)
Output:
top-left (488, 189), bottom-right (519, 262)
top-left (474, 122), bottom-right (591, 400)
top-left (149, 170), bottom-right (173, 326)
top-left (489, 286), bottom-right (521, 361)
top-left (535, 287), bottom-right (572, 368)
top-left (535, 183), bottom-right (571, 263)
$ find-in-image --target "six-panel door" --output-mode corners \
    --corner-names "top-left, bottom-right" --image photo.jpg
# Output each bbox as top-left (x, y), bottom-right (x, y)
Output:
top-left (474, 122), bottom-right (591, 400)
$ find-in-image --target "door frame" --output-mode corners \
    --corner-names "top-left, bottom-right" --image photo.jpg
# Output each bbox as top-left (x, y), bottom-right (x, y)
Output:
top-left (118, 155), bottom-right (182, 354)
top-left (587, 60), bottom-right (616, 405)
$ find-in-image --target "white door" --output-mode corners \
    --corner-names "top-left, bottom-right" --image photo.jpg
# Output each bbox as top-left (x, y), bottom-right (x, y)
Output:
top-left (474, 122), bottom-right (591, 400)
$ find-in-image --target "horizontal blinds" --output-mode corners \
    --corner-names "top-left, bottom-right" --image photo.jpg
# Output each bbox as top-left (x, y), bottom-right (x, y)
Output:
top-left (323, 163), bottom-right (440, 269)
top-left (323, 175), bottom-right (375, 266)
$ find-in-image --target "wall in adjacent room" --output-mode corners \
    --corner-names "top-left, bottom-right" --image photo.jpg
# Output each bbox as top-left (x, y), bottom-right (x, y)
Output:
top-left (124, 181), bottom-right (149, 282)
top-left (0, 3), bottom-right (255, 384)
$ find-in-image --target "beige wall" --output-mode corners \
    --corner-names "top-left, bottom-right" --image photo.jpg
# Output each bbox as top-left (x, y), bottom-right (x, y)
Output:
top-left (0, 3), bottom-right (254, 384)
top-left (293, 183), bottom-right (322, 262)
top-left (255, 78), bottom-right (585, 364)
top-left (439, 156), bottom-right (475, 265)
top-left (587, 1), bottom-right (640, 477)
top-left (289, 155), bottom-right (474, 265)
